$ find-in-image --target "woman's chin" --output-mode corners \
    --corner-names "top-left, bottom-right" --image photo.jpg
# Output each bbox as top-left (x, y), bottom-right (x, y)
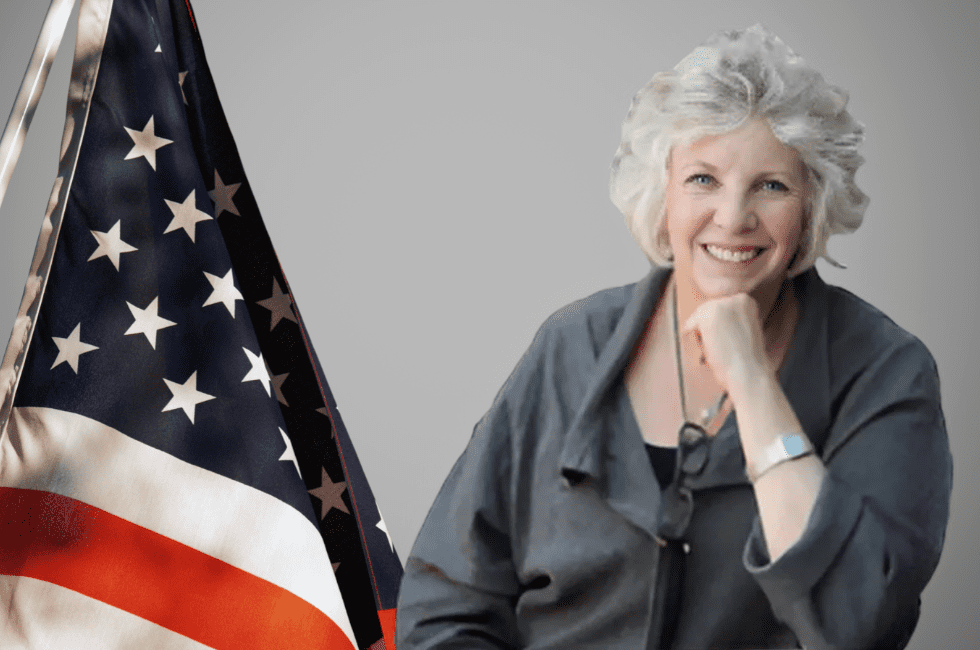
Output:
top-left (695, 279), bottom-right (758, 300)
top-left (683, 255), bottom-right (791, 301)
top-left (688, 272), bottom-right (795, 308)
top-left (682, 266), bottom-right (762, 299)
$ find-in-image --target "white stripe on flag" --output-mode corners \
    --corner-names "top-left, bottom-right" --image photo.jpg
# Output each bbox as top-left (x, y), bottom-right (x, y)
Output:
top-left (0, 575), bottom-right (212, 650)
top-left (0, 405), bottom-right (356, 645)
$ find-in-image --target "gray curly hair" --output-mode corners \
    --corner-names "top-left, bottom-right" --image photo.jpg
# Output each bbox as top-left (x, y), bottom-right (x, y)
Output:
top-left (609, 24), bottom-right (868, 276)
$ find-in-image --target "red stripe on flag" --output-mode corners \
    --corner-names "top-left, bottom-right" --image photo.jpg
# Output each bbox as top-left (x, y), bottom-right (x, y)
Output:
top-left (0, 487), bottom-right (354, 650)
top-left (378, 607), bottom-right (398, 649)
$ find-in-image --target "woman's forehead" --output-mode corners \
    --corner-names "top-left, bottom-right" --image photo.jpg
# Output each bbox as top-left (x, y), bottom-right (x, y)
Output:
top-left (670, 120), bottom-right (804, 175)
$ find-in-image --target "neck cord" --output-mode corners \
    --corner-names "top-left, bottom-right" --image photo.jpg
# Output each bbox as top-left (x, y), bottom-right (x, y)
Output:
top-left (670, 280), bottom-right (788, 429)
top-left (671, 282), bottom-right (725, 428)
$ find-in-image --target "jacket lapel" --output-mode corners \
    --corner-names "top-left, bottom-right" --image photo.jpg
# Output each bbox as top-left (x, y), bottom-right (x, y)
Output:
top-left (557, 266), bottom-right (670, 538)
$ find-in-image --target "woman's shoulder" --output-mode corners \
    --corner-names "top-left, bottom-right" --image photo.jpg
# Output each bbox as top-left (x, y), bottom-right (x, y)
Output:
top-left (795, 273), bottom-right (945, 461)
top-left (539, 281), bottom-right (637, 338)
top-left (535, 269), bottom-right (666, 351)
top-left (492, 275), bottom-right (653, 415)
top-left (802, 275), bottom-right (941, 420)
top-left (819, 279), bottom-right (935, 367)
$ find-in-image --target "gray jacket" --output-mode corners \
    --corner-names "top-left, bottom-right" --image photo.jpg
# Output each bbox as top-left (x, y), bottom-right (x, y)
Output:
top-left (396, 267), bottom-right (952, 649)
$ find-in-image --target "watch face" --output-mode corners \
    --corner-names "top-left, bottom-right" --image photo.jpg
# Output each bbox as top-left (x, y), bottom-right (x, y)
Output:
top-left (783, 434), bottom-right (806, 456)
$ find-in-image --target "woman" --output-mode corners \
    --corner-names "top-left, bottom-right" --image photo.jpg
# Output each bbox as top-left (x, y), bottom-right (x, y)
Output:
top-left (396, 25), bottom-right (951, 650)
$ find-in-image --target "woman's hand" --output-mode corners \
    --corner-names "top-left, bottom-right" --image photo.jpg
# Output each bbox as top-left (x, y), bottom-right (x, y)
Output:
top-left (681, 293), bottom-right (772, 397)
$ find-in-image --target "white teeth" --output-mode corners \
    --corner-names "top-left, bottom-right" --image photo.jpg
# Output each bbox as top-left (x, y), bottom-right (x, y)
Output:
top-left (705, 245), bottom-right (762, 262)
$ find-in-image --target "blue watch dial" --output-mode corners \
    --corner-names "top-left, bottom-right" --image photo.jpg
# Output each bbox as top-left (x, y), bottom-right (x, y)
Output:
top-left (783, 434), bottom-right (806, 456)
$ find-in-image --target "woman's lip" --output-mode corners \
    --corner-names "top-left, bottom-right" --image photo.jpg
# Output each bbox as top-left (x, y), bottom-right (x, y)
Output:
top-left (701, 244), bottom-right (767, 263)
top-left (701, 244), bottom-right (764, 252)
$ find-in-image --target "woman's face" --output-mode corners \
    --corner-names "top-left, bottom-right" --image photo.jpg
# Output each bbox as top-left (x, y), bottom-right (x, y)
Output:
top-left (664, 117), bottom-right (807, 303)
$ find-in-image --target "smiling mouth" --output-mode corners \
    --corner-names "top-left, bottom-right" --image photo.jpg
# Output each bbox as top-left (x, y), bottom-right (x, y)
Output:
top-left (702, 244), bottom-right (765, 263)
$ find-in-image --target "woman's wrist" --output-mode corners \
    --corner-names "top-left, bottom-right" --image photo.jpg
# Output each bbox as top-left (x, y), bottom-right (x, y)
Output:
top-left (729, 366), bottom-right (803, 452)
top-left (726, 355), bottom-right (778, 411)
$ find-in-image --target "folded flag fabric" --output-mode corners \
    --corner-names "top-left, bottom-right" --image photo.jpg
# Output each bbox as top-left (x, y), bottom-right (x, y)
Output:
top-left (0, 0), bottom-right (402, 648)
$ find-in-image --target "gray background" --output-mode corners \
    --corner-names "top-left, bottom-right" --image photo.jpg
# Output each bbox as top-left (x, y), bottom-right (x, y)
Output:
top-left (1, 1), bottom-right (976, 647)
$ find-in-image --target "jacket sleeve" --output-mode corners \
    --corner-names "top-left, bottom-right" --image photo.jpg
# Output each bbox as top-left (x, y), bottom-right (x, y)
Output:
top-left (395, 373), bottom-right (526, 649)
top-left (744, 337), bottom-right (953, 650)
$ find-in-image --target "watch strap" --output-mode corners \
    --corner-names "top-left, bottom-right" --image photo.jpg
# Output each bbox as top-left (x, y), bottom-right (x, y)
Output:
top-left (747, 433), bottom-right (814, 482)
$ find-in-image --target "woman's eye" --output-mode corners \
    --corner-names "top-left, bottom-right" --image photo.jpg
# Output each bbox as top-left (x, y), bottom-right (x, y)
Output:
top-left (761, 179), bottom-right (788, 192)
top-left (687, 174), bottom-right (714, 186)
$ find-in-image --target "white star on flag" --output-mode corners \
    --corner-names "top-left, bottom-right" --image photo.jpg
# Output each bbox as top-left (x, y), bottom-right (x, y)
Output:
top-left (154, 43), bottom-right (161, 53)
top-left (241, 347), bottom-right (272, 396)
top-left (377, 515), bottom-right (394, 552)
top-left (88, 220), bottom-right (137, 270)
top-left (178, 70), bottom-right (188, 104)
top-left (257, 278), bottom-right (298, 330)
top-left (209, 170), bottom-right (241, 217)
top-left (123, 115), bottom-right (172, 170)
top-left (164, 189), bottom-right (213, 242)
top-left (124, 297), bottom-right (176, 349)
top-left (50, 323), bottom-right (99, 373)
top-left (162, 371), bottom-right (215, 424)
top-left (202, 269), bottom-right (243, 317)
top-left (278, 427), bottom-right (301, 479)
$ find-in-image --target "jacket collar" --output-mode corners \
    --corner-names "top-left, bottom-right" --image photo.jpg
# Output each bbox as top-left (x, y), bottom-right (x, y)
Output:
top-left (557, 267), bottom-right (669, 477)
top-left (557, 265), bottom-right (832, 536)
top-left (556, 266), bottom-right (670, 536)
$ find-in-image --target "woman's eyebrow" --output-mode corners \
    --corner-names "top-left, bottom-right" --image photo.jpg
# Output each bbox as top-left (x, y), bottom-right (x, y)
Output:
top-left (680, 160), bottom-right (720, 173)
top-left (680, 163), bottom-right (799, 179)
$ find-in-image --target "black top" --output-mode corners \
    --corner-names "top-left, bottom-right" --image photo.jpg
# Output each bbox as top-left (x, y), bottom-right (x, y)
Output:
top-left (615, 375), bottom-right (678, 490)
top-left (644, 443), bottom-right (677, 491)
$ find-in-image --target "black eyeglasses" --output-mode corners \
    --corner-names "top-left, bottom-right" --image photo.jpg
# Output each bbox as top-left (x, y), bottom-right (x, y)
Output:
top-left (656, 422), bottom-right (710, 541)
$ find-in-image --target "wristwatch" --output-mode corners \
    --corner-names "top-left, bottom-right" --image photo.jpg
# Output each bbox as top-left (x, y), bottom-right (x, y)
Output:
top-left (747, 433), bottom-right (814, 482)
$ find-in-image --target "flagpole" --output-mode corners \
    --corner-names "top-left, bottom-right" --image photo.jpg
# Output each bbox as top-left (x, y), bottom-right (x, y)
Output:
top-left (0, 0), bottom-right (77, 214)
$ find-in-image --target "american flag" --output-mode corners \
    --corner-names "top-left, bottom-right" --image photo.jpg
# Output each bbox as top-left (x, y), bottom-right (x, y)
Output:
top-left (0, 0), bottom-right (402, 648)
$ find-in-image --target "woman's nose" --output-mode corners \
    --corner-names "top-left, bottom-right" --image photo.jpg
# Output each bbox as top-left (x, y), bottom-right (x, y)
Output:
top-left (711, 193), bottom-right (758, 232)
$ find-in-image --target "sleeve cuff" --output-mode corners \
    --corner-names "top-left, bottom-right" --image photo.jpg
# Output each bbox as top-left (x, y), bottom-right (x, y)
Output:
top-left (744, 471), bottom-right (864, 605)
